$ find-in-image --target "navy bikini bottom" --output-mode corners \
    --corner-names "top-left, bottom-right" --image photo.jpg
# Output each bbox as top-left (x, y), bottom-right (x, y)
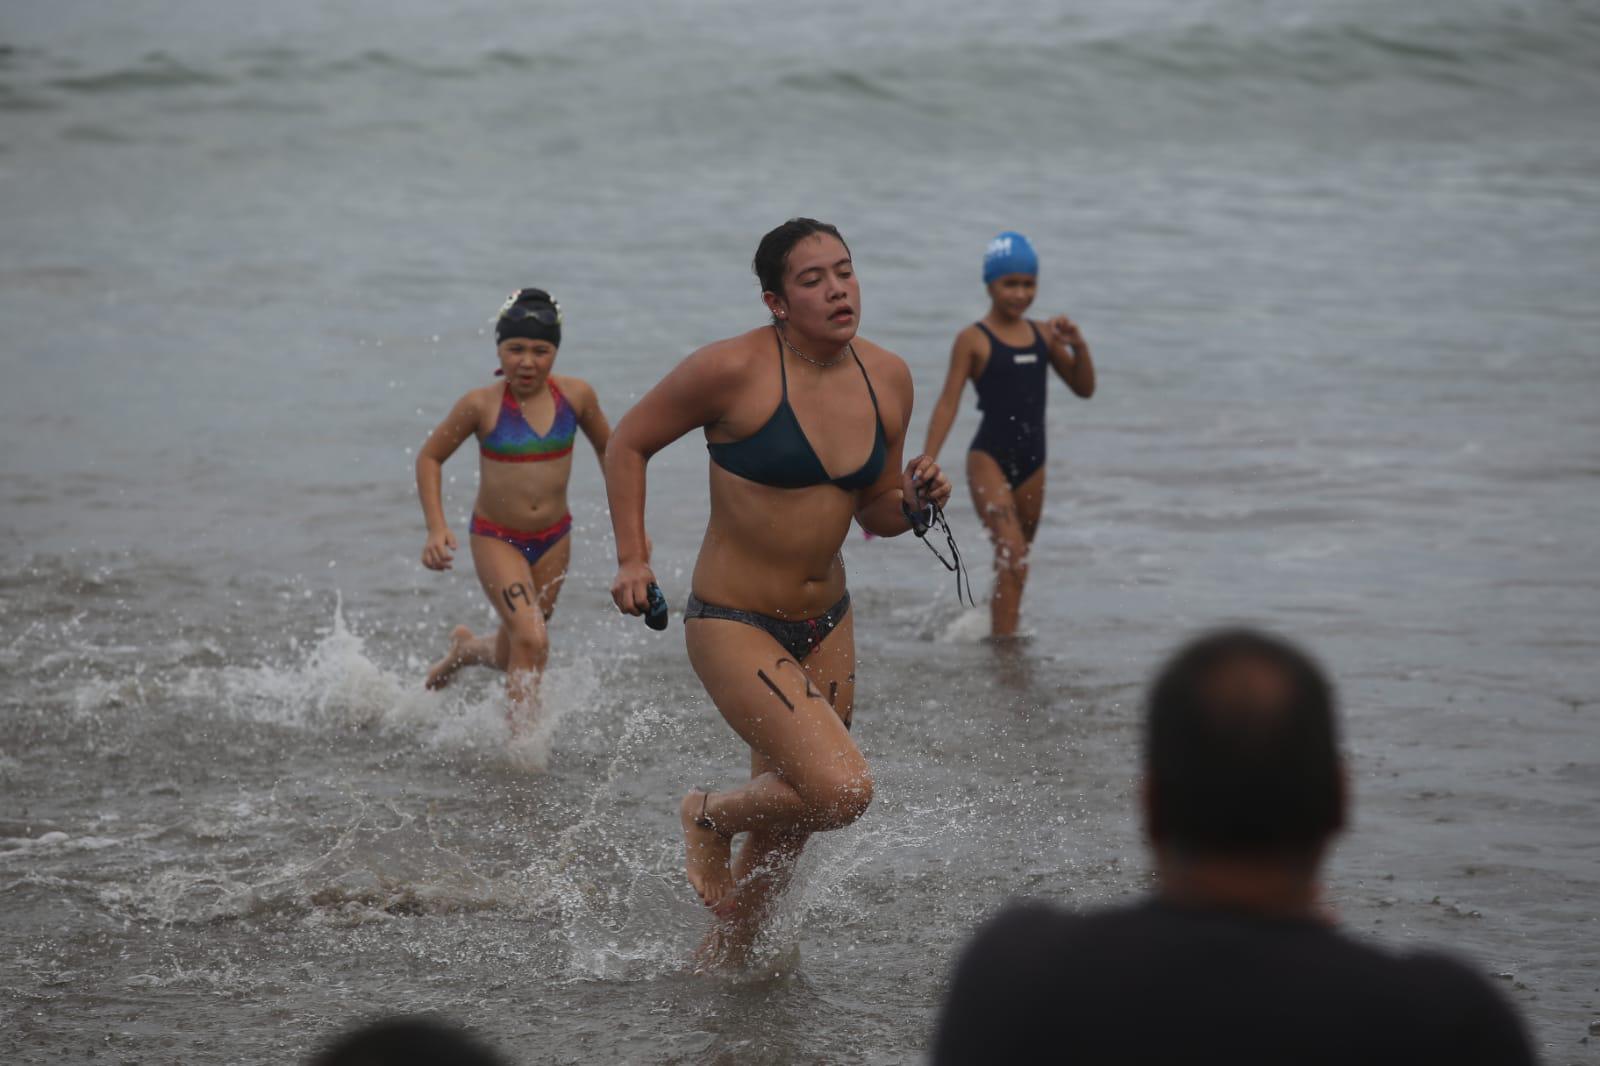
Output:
top-left (684, 590), bottom-right (851, 661)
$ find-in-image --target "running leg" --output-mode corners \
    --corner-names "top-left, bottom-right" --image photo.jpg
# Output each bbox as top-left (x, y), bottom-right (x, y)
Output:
top-left (968, 450), bottom-right (1029, 637)
top-left (681, 611), bottom-right (869, 910)
top-left (469, 534), bottom-right (553, 728)
top-left (709, 613), bottom-right (858, 957)
top-left (426, 535), bottom-right (569, 689)
top-left (1011, 465), bottom-right (1046, 621)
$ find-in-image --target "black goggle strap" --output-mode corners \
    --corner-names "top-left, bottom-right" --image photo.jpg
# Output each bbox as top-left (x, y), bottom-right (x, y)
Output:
top-left (497, 289), bottom-right (562, 324)
top-left (911, 501), bottom-right (977, 608)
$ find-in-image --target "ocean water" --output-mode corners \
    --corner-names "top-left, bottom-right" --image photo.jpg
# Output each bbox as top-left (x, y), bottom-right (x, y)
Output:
top-left (2, 0), bottom-right (1598, 1062)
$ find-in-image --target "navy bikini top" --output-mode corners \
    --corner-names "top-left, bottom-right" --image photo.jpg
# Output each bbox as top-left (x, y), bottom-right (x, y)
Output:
top-left (708, 328), bottom-right (889, 491)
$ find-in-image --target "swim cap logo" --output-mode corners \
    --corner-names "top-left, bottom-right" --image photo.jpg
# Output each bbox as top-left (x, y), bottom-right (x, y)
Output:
top-left (982, 231), bottom-right (1038, 283)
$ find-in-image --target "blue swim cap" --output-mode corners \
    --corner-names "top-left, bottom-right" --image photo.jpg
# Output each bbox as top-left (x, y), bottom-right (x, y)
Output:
top-left (982, 231), bottom-right (1038, 284)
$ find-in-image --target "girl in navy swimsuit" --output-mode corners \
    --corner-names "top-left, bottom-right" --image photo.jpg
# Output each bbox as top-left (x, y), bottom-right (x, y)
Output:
top-left (604, 219), bottom-right (952, 967)
top-left (414, 289), bottom-right (611, 732)
top-left (922, 233), bottom-right (1096, 638)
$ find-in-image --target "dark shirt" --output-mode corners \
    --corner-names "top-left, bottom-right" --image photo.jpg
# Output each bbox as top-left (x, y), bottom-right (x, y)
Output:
top-left (933, 899), bottom-right (1534, 1066)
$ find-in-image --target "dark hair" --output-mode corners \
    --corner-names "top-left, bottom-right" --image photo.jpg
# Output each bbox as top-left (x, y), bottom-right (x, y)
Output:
top-left (308, 1016), bottom-right (507, 1066)
top-left (1144, 628), bottom-right (1344, 858)
top-left (752, 217), bottom-right (850, 297)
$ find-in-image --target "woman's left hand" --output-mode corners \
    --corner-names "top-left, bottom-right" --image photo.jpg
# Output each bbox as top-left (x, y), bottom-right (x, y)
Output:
top-left (902, 454), bottom-right (953, 513)
top-left (1048, 314), bottom-right (1085, 352)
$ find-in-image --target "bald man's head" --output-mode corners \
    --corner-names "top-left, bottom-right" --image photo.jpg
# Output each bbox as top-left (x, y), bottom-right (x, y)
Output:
top-left (1144, 630), bottom-right (1345, 860)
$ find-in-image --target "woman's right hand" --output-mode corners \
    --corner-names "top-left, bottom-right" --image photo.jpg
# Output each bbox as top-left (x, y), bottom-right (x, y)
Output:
top-left (422, 528), bottom-right (457, 571)
top-left (611, 559), bottom-right (657, 615)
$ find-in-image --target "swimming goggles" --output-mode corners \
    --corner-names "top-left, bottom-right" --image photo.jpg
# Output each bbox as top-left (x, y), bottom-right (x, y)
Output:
top-left (905, 500), bottom-right (977, 607)
top-left (499, 303), bottom-right (559, 326)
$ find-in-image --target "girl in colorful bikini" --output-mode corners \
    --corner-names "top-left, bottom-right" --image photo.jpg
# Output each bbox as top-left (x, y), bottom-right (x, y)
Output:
top-left (922, 232), bottom-right (1096, 638)
top-left (415, 288), bottom-right (611, 723)
top-left (605, 219), bottom-right (952, 965)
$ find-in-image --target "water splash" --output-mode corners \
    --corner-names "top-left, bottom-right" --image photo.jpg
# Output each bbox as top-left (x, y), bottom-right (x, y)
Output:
top-left (531, 694), bottom-right (697, 980)
top-left (199, 594), bottom-right (408, 728)
top-left (164, 596), bottom-right (596, 769)
top-left (523, 683), bottom-right (982, 981)
top-left (937, 607), bottom-right (993, 643)
top-left (741, 796), bottom-right (969, 973)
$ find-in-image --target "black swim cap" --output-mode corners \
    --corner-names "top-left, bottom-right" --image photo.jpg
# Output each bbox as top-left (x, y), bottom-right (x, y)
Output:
top-left (495, 288), bottom-right (562, 348)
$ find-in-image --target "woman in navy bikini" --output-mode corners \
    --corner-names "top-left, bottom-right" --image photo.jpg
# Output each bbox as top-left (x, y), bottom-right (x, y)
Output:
top-left (605, 219), bottom-right (952, 961)
top-left (922, 233), bottom-right (1096, 639)
top-left (415, 289), bottom-right (611, 726)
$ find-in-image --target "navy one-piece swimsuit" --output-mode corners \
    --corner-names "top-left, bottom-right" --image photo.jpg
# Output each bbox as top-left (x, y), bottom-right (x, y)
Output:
top-left (969, 321), bottom-right (1049, 488)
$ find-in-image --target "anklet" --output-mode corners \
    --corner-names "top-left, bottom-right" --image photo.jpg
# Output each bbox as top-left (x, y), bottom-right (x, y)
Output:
top-left (693, 790), bottom-right (731, 837)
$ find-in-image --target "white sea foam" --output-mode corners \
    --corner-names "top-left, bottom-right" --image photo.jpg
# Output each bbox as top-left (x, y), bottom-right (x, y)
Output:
top-left (0, 831), bottom-right (123, 859)
top-left (122, 958), bottom-right (260, 997)
top-left (100, 806), bottom-right (521, 928)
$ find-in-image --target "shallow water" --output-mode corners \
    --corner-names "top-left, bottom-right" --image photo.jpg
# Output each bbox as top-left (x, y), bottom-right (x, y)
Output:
top-left (3, 0), bottom-right (1599, 1062)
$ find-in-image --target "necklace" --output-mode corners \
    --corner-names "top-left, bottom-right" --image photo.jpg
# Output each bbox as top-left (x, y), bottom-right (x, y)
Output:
top-left (779, 326), bottom-right (850, 369)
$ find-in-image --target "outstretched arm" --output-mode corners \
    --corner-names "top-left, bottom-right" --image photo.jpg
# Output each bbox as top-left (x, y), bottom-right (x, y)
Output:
top-left (922, 328), bottom-right (978, 461)
top-left (415, 392), bottom-right (481, 571)
top-left (604, 343), bottom-right (743, 613)
top-left (1044, 315), bottom-right (1095, 398)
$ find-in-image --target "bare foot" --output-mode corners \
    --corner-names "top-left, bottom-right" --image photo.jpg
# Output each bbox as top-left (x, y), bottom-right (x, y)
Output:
top-left (424, 625), bottom-right (476, 690)
top-left (691, 919), bottom-right (751, 974)
top-left (680, 790), bottom-right (735, 908)
top-left (505, 694), bottom-right (539, 740)
top-left (691, 889), bottom-right (784, 974)
top-left (504, 667), bottom-right (542, 739)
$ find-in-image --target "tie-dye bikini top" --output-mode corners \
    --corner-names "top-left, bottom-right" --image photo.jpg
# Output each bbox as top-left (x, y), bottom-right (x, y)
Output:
top-left (480, 381), bottom-right (577, 463)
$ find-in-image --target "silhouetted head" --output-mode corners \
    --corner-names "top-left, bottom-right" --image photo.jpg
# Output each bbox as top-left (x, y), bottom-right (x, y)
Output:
top-left (1143, 629), bottom-right (1346, 864)
top-left (308, 1015), bottom-right (507, 1066)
